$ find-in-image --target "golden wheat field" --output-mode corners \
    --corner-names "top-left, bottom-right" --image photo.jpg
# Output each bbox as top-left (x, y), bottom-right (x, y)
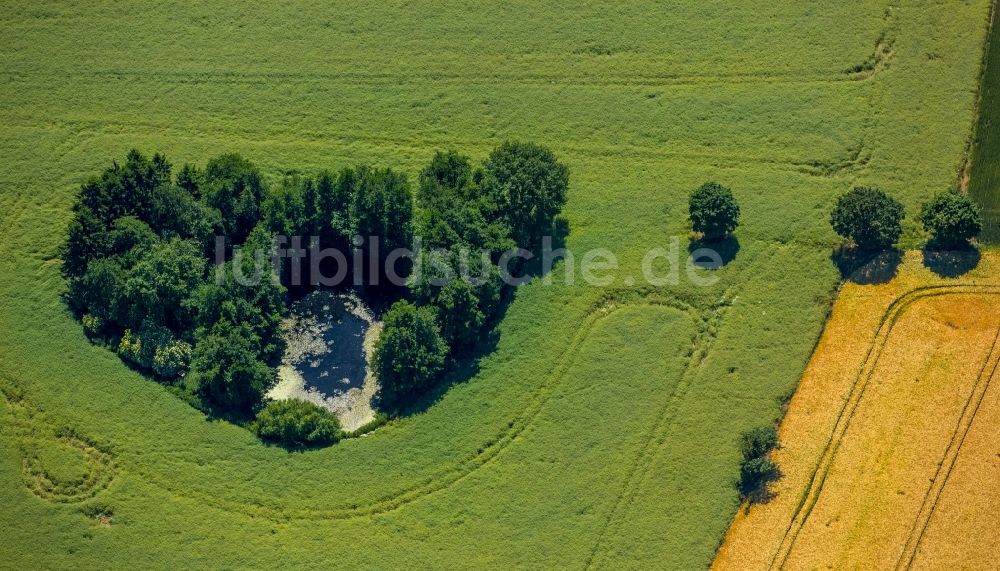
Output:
top-left (713, 251), bottom-right (1000, 571)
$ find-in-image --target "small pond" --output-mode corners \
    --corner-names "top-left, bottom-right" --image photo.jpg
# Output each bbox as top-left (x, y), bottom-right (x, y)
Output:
top-left (267, 290), bottom-right (381, 431)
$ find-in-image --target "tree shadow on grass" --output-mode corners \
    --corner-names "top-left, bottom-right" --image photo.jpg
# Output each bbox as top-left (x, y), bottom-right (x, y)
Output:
top-left (739, 469), bottom-right (782, 512)
top-left (687, 235), bottom-right (740, 269)
top-left (376, 219), bottom-right (569, 418)
top-left (374, 291), bottom-right (510, 418)
top-left (922, 242), bottom-right (981, 278)
top-left (831, 246), bottom-right (903, 285)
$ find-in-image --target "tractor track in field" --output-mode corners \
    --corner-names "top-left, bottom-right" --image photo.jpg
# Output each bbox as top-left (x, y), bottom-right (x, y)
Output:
top-left (894, 322), bottom-right (1000, 570)
top-left (0, 59), bottom-right (890, 89)
top-left (1, 115), bottom-right (873, 180)
top-left (766, 285), bottom-right (1000, 571)
top-left (0, 290), bottom-right (724, 522)
top-left (583, 290), bottom-right (736, 570)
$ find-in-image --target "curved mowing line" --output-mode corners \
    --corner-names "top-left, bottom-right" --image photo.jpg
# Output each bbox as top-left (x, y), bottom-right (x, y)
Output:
top-left (767, 285), bottom-right (1000, 570)
top-left (894, 325), bottom-right (1000, 570)
top-left (0, 386), bottom-right (117, 503)
top-left (129, 295), bottom-right (704, 521)
top-left (584, 290), bottom-right (736, 570)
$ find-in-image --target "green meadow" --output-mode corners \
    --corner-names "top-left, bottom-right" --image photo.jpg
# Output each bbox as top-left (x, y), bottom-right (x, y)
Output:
top-left (968, 2), bottom-right (1000, 244)
top-left (0, 1), bottom-right (992, 567)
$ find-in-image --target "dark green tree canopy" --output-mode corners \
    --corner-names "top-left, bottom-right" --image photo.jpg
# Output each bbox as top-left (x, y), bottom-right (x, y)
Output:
top-left (190, 319), bottom-right (276, 415)
top-left (830, 186), bottom-right (905, 250)
top-left (350, 165), bottom-right (415, 254)
top-left (919, 190), bottom-right (983, 248)
top-left (688, 182), bottom-right (740, 241)
top-left (373, 300), bottom-right (448, 407)
top-left (63, 145), bottom-right (568, 437)
top-left (203, 153), bottom-right (267, 245)
top-left (480, 141), bottom-right (569, 248)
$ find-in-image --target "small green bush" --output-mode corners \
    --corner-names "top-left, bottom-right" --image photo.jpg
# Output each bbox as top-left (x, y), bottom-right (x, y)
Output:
top-left (81, 314), bottom-right (103, 338)
top-left (737, 426), bottom-right (780, 501)
top-left (117, 329), bottom-right (143, 365)
top-left (152, 340), bottom-right (192, 378)
top-left (252, 399), bottom-right (342, 448)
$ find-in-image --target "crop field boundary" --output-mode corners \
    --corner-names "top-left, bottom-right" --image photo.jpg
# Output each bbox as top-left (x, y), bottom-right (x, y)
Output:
top-left (1, 290), bottom-right (732, 523)
top-left (766, 284), bottom-right (1000, 570)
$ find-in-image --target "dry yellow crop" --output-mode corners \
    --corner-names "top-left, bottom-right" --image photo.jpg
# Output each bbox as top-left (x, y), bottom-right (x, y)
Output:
top-left (714, 250), bottom-right (1000, 571)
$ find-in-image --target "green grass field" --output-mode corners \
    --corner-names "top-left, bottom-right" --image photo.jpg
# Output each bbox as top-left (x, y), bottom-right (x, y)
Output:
top-left (968, 2), bottom-right (1000, 244)
top-left (0, 1), bottom-right (993, 568)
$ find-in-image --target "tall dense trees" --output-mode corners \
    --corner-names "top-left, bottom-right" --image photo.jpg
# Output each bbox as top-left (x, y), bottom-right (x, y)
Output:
top-left (372, 301), bottom-right (449, 407)
top-left (480, 142), bottom-right (569, 248)
top-left (64, 143), bottom-right (570, 436)
top-left (919, 190), bottom-right (983, 248)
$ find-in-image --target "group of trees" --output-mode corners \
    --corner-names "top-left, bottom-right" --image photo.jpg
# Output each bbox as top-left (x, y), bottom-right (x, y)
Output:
top-left (63, 143), bottom-right (568, 441)
top-left (373, 143), bottom-right (569, 409)
top-left (687, 182), bottom-right (983, 252)
top-left (62, 151), bottom-right (290, 416)
top-left (830, 186), bottom-right (983, 251)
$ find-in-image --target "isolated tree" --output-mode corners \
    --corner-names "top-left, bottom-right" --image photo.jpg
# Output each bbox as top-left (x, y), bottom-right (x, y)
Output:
top-left (919, 190), bottom-right (982, 248)
top-left (739, 426), bottom-right (778, 460)
top-left (373, 300), bottom-right (448, 406)
top-left (737, 426), bottom-right (780, 500)
top-left (688, 182), bottom-right (740, 241)
top-left (253, 399), bottom-right (342, 448)
top-left (830, 186), bottom-right (904, 250)
top-left (480, 142), bottom-right (569, 248)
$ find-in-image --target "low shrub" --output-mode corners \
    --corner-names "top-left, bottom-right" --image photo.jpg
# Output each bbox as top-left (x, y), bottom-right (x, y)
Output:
top-left (252, 399), bottom-right (342, 448)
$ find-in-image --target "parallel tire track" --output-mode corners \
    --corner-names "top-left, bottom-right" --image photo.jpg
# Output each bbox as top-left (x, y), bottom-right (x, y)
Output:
top-left (767, 285), bottom-right (1000, 570)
